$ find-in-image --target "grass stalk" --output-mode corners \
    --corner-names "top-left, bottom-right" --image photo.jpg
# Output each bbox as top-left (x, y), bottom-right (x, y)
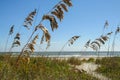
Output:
top-left (4, 36), bottom-right (10, 52)
top-left (16, 29), bottom-right (36, 65)
top-left (58, 41), bottom-right (69, 56)
top-left (111, 34), bottom-right (116, 57)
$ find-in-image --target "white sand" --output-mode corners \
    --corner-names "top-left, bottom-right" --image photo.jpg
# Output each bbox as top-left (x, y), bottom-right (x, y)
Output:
top-left (75, 62), bottom-right (111, 80)
top-left (49, 56), bottom-right (104, 61)
top-left (75, 63), bottom-right (99, 73)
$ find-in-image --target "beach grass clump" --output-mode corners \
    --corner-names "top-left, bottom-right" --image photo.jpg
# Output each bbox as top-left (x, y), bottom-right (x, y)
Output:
top-left (0, 55), bottom-right (4, 61)
top-left (95, 57), bottom-right (120, 80)
top-left (81, 58), bottom-right (88, 62)
top-left (87, 57), bottom-right (95, 62)
top-left (67, 57), bottom-right (81, 65)
top-left (0, 56), bottom-right (98, 80)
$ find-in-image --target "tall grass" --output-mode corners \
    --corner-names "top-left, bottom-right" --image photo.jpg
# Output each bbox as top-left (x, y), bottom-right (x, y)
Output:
top-left (95, 57), bottom-right (120, 80)
top-left (111, 26), bottom-right (120, 56)
top-left (59, 36), bottom-right (80, 55)
top-left (0, 55), bottom-right (98, 80)
top-left (4, 25), bottom-right (14, 52)
top-left (0, 0), bottom-right (73, 65)
top-left (2, 0), bottom-right (120, 79)
top-left (85, 33), bottom-right (111, 57)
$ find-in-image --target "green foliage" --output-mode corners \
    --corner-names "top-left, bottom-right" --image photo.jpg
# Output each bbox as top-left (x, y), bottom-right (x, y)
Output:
top-left (0, 56), bottom-right (98, 80)
top-left (81, 58), bottom-right (87, 62)
top-left (67, 57), bottom-right (81, 65)
top-left (87, 58), bottom-right (95, 62)
top-left (95, 57), bottom-right (120, 80)
top-left (0, 55), bottom-right (4, 61)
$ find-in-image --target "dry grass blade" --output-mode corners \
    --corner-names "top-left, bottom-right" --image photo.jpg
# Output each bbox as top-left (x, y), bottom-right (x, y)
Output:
top-left (51, 10), bottom-right (60, 20)
top-left (44, 31), bottom-right (51, 42)
top-left (14, 33), bottom-right (20, 39)
top-left (4, 25), bottom-right (14, 52)
top-left (38, 24), bottom-right (51, 48)
top-left (23, 50), bottom-right (30, 56)
top-left (32, 35), bottom-right (38, 44)
top-left (56, 5), bottom-right (64, 21)
top-left (24, 9), bottom-right (37, 29)
top-left (42, 15), bottom-right (58, 31)
top-left (15, 34), bottom-right (38, 64)
top-left (22, 50), bottom-right (30, 63)
top-left (12, 41), bottom-right (21, 47)
top-left (9, 25), bottom-right (14, 35)
top-left (40, 33), bottom-right (51, 49)
top-left (90, 35), bottom-right (110, 51)
top-left (46, 41), bottom-right (50, 49)
top-left (115, 26), bottom-right (120, 35)
top-left (96, 38), bottom-right (105, 44)
top-left (28, 43), bottom-right (34, 53)
top-left (68, 36), bottom-right (80, 46)
top-left (63, 0), bottom-right (72, 7)
top-left (12, 33), bottom-right (21, 47)
top-left (107, 32), bottom-right (113, 35)
top-left (50, 0), bottom-right (72, 21)
top-left (90, 34), bottom-right (109, 51)
top-left (14, 33), bottom-right (20, 40)
top-left (25, 35), bottom-right (39, 53)
top-left (57, 5), bottom-right (64, 15)
top-left (39, 24), bottom-right (51, 42)
top-left (91, 41), bottom-right (101, 49)
top-left (50, 16), bottom-right (58, 31)
top-left (84, 40), bottom-right (91, 48)
top-left (101, 36), bottom-right (109, 41)
top-left (90, 44), bottom-right (98, 51)
top-left (60, 3), bottom-right (68, 12)
top-left (104, 20), bottom-right (109, 28)
top-left (40, 34), bottom-right (44, 44)
top-left (51, 9), bottom-right (63, 21)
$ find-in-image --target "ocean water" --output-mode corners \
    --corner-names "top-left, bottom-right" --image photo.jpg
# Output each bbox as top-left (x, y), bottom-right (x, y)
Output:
top-left (2, 51), bottom-right (120, 57)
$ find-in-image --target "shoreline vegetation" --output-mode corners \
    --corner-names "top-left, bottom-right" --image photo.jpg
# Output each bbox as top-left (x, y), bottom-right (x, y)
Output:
top-left (0, 54), bottom-right (120, 80)
top-left (1, 0), bottom-right (120, 80)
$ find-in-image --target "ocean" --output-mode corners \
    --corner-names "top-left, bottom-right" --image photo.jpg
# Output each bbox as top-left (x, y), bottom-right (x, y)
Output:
top-left (1, 51), bottom-right (120, 57)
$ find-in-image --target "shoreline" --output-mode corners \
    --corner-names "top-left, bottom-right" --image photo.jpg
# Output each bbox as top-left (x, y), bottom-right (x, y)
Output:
top-left (29, 55), bottom-right (116, 61)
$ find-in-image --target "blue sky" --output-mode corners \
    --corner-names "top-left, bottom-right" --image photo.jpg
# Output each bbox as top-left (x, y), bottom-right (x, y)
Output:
top-left (0, 0), bottom-right (120, 52)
